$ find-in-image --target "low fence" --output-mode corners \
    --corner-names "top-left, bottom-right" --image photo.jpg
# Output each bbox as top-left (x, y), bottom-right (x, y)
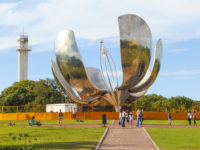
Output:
top-left (76, 112), bottom-right (119, 120)
top-left (0, 112), bottom-right (72, 120)
top-left (1, 105), bottom-right (200, 113)
top-left (0, 112), bottom-right (199, 120)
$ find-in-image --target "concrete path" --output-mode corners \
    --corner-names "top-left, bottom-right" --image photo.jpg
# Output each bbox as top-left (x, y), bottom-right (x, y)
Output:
top-left (99, 120), bottom-right (158, 150)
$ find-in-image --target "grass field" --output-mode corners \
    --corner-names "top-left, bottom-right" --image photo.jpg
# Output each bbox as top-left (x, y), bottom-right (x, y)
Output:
top-left (0, 126), bottom-right (106, 150)
top-left (0, 120), bottom-right (113, 127)
top-left (143, 120), bottom-right (199, 125)
top-left (146, 128), bottom-right (200, 150)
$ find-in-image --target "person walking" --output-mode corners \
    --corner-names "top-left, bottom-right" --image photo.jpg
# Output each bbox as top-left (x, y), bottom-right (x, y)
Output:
top-left (136, 108), bottom-right (143, 127)
top-left (126, 110), bottom-right (129, 125)
top-left (58, 109), bottom-right (63, 126)
top-left (129, 112), bottom-right (134, 128)
top-left (122, 110), bottom-right (126, 127)
top-left (119, 109), bottom-right (122, 125)
top-left (187, 111), bottom-right (192, 125)
top-left (72, 108), bottom-right (76, 120)
top-left (193, 111), bottom-right (197, 126)
top-left (168, 111), bottom-right (172, 126)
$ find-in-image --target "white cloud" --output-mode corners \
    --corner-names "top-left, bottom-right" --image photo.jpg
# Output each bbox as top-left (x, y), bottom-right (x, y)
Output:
top-left (0, 2), bottom-right (19, 13)
top-left (0, 0), bottom-right (200, 51)
top-left (0, 36), bottom-right (17, 51)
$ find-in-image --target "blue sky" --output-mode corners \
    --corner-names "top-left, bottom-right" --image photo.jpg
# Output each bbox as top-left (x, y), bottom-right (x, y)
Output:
top-left (0, 0), bottom-right (200, 100)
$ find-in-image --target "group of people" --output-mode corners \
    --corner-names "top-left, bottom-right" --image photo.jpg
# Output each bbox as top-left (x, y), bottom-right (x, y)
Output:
top-left (119, 108), bottom-right (143, 127)
top-left (187, 111), bottom-right (197, 125)
top-left (168, 110), bottom-right (197, 126)
top-left (30, 109), bottom-right (64, 126)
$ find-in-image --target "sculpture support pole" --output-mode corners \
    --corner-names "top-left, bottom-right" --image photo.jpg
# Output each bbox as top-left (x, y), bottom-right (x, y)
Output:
top-left (115, 106), bottom-right (121, 112)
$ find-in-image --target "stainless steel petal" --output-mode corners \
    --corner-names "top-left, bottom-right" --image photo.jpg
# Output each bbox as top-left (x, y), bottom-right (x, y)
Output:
top-left (51, 59), bottom-right (97, 104)
top-left (85, 67), bottom-right (110, 91)
top-left (102, 90), bottom-right (129, 105)
top-left (125, 95), bottom-right (141, 104)
top-left (125, 90), bottom-right (147, 104)
top-left (118, 14), bottom-right (152, 89)
top-left (129, 39), bottom-right (162, 93)
top-left (51, 14), bottom-right (162, 107)
top-left (55, 30), bottom-right (105, 99)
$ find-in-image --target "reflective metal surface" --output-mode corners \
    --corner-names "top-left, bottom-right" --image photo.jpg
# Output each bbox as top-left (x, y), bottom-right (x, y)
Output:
top-left (118, 14), bottom-right (152, 89)
top-left (51, 14), bottom-right (162, 107)
top-left (129, 39), bottom-right (162, 93)
top-left (85, 67), bottom-right (110, 91)
top-left (55, 30), bottom-right (106, 99)
top-left (51, 59), bottom-right (97, 104)
top-left (102, 90), bottom-right (129, 105)
top-left (125, 90), bottom-right (147, 104)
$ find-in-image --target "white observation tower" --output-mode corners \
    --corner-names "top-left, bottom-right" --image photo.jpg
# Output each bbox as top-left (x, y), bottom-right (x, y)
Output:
top-left (16, 33), bottom-right (31, 81)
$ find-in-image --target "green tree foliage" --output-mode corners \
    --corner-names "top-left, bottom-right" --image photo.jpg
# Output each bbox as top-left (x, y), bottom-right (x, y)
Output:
top-left (135, 94), bottom-right (167, 107)
top-left (33, 78), bottom-right (65, 105)
top-left (134, 94), bottom-right (196, 111)
top-left (167, 96), bottom-right (194, 109)
top-left (0, 78), bottom-right (65, 106)
top-left (0, 81), bottom-right (36, 106)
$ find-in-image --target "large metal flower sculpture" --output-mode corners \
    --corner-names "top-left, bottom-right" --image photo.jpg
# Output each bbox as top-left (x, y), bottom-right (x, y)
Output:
top-left (51, 14), bottom-right (162, 108)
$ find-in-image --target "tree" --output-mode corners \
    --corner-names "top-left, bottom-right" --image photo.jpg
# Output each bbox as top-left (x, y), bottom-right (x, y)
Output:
top-left (0, 78), bottom-right (66, 106)
top-left (134, 94), bottom-right (167, 107)
top-left (167, 96), bottom-right (194, 109)
top-left (33, 78), bottom-right (65, 105)
top-left (0, 80), bottom-right (36, 106)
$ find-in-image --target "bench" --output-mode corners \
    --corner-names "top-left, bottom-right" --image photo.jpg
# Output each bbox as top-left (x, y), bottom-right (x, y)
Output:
top-left (28, 120), bottom-right (41, 126)
top-left (8, 120), bottom-right (15, 126)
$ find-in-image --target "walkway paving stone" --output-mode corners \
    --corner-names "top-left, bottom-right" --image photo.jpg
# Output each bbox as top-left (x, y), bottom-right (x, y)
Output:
top-left (99, 120), bottom-right (158, 150)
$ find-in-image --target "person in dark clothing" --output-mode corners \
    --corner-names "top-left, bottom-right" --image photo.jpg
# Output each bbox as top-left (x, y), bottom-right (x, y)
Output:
top-left (122, 110), bottom-right (126, 127)
top-left (187, 111), bottom-right (192, 125)
top-left (193, 111), bottom-right (197, 126)
top-left (168, 111), bottom-right (172, 126)
top-left (58, 109), bottom-right (63, 126)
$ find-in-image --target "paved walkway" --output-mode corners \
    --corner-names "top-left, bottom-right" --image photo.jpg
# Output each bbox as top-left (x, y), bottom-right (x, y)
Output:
top-left (99, 120), bottom-right (158, 150)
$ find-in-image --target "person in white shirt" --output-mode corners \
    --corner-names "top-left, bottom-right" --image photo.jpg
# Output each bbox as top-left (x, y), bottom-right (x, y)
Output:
top-left (187, 111), bottom-right (192, 125)
top-left (129, 112), bottom-right (133, 127)
top-left (119, 109), bottom-right (122, 125)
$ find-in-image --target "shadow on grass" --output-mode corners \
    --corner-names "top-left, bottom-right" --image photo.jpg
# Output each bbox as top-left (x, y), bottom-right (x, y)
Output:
top-left (37, 141), bottom-right (98, 150)
top-left (0, 141), bottom-right (98, 150)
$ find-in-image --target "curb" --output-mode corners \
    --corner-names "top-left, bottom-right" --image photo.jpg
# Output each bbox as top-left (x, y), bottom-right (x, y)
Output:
top-left (95, 127), bottom-right (109, 150)
top-left (142, 127), bottom-right (160, 150)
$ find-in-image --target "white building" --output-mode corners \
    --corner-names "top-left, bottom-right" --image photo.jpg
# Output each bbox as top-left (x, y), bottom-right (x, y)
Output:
top-left (16, 34), bottom-right (31, 81)
top-left (46, 103), bottom-right (77, 113)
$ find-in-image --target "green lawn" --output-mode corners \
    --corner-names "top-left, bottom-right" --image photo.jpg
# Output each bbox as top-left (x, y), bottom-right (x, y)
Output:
top-left (0, 126), bottom-right (106, 150)
top-left (143, 120), bottom-right (199, 125)
top-left (0, 120), bottom-right (113, 127)
top-left (146, 128), bottom-right (200, 150)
